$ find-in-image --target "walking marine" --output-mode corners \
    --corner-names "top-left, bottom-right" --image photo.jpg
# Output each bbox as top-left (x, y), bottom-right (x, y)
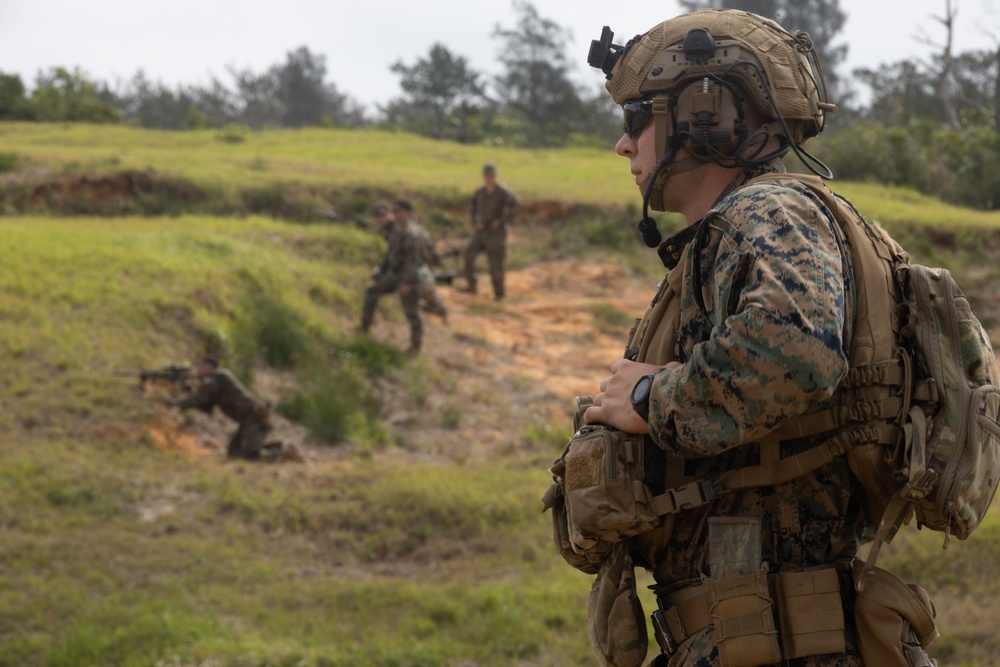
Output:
top-left (360, 200), bottom-right (429, 353)
top-left (541, 9), bottom-right (1000, 667)
top-left (463, 163), bottom-right (520, 300)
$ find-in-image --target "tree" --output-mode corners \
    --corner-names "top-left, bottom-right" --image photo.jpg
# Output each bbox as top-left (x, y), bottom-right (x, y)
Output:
top-left (112, 71), bottom-right (198, 129)
top-left (854, 49), bottom-right (996, 127)
top-left (229, 66), bottom-right (283, 129)
top-left (678, 0), bottom-right (848, 99)
top-left (916, 0), bottom-right (962, 130)
top-left (0, 72), bottom-right (35, 120)
top-left (388, 43), bottom-right (484, 142)
top-left (271, 47), bottom-right (329, 127)
top-left (492, 1), bottom-right (584, 146)
top-left (31, 67), bottom-right (119, 123)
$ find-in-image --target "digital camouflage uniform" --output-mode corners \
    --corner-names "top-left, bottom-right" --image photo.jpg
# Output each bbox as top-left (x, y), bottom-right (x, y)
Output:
top-left (464, 183), bottom-right (520, 299)
top-left (631, 160), bottom-right (867, 666)
top-left (175, 368), bottom-right (272, 460)
top-left (361, 221), bottom-right (425, 349)
top-left (410, 219), bottom-right (448, 320)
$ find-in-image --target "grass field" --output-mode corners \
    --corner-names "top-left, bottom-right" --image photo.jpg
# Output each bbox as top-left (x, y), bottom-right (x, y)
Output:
top-left (4, 122), bottom-right (1000, 666)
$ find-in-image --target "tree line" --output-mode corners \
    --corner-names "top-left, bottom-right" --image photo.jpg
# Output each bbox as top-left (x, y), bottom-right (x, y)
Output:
top-left (2, 0), bottom-right (999, 209)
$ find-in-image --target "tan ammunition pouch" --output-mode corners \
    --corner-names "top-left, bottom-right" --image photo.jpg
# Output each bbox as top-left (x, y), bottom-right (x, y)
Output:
top-left (852, 559), bottom-right (938, 667)
top-left (652, 564), bottom-right (848, 666)
top-left (649, 560), bottom-right (938, 666)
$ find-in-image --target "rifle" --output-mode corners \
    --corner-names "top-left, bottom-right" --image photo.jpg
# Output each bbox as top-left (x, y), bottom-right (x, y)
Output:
top-left (113, 365), bottom-right (196, 394)
top-left (313, 208), bottom-right (373, 231)
top-left (434, 270), bottom-right (457, 286)
top-left (434, 245), bottom-right (462, 285)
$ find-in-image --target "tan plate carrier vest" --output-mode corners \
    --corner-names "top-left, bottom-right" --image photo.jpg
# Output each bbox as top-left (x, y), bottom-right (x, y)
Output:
top-left (624, 174), bottom-right (914, 582)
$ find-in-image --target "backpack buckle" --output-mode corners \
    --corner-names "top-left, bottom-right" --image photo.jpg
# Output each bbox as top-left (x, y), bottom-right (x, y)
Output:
top-left (901, 469), bottom-right (939, 503)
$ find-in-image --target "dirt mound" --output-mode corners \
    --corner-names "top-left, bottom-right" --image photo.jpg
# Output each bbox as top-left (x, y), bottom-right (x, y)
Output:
top-left (144, 404), bottom-right (223, 459)
top-left (2, 169), bottom-right (205, 215)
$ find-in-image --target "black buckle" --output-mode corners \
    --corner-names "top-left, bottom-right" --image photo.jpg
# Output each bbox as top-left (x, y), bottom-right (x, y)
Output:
top-left (651, 608), bottom-right (679, 656)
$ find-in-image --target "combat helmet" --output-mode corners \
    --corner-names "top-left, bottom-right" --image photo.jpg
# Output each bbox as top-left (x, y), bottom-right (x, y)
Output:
top-left (589, 9), bottom-right (836, 210)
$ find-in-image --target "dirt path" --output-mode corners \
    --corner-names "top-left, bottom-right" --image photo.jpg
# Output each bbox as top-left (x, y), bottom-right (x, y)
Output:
top-left (352, 258), bottom-right (659, 464)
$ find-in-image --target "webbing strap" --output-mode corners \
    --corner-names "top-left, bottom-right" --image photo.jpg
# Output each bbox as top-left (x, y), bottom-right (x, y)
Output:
top-left (838, 359), bottom-right (905, 389)
top-left (650, 424), bottom-right (898, 518)
top-left (763, 396), bottom-right (903, 443)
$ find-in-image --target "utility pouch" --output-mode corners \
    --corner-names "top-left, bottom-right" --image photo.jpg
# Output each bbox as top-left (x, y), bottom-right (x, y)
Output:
top-left (544, 397), bottom-right (660, 574)
top-left (852, 559), bottom-right (938, 667)
top-left (706, 568), bottom-right (781, 667)
top-left (775, 568), bottom-right (846, 659)
top-left (542, 474), bottom-right (612, 574)
top-left (587, 542), bottom-right (648, 667)
top-left (562, 424), bottom-right (658, 549)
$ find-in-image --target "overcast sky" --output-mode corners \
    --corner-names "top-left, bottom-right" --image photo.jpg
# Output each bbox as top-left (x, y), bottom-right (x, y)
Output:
top-left (1, 0), bottom-right (998, 111)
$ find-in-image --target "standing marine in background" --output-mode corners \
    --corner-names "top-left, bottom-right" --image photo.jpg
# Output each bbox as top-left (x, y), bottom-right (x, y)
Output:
top-left (463, 162), bottom-right (520, 300)
top-left (360, 199), bottom-right (426, 353)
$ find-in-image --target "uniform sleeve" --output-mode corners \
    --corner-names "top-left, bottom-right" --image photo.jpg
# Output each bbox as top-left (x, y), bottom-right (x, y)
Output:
top-left (501, 187), bottom-right (521, 223)
top-left (649, 187), bottom-right (850, 455)
top-left (470, 189), bottom-right (480, 224)
top-left (176, 377), bottom-right (219, 412)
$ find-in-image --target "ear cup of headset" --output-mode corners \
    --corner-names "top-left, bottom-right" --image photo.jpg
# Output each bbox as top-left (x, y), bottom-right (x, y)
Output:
top-left (675, 81), bottom-right (745, 161)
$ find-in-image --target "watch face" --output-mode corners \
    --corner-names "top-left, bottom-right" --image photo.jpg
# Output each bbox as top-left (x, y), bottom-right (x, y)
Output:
top-left (632, 374), bottom-right (653, 404)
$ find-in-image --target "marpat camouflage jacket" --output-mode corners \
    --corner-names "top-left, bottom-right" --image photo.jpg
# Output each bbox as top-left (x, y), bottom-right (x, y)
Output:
top-left (632, 160), bottom-right (871, 588)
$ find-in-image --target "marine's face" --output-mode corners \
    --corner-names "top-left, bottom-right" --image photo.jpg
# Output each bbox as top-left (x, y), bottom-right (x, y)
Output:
top-left (615, 114), bottom-right (658, 191)
top-left (198, 361), bottom-right (216, 378)
top-left (392, 207), bottom-right (408, 224)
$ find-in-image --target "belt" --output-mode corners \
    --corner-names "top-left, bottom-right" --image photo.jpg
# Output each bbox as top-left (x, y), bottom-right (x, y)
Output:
top-left (651, 563), bottom-right (854, 658)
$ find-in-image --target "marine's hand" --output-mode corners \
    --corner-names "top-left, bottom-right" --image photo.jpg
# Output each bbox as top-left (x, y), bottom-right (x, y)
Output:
top-left (585, 359), bottom-right (678, 434)
top-left (400, 282), bottom-right (412, 296)
top-left (489, 218), bottom-right (502, 230)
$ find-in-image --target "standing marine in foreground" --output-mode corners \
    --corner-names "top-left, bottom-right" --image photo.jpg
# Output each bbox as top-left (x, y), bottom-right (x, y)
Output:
top-left (571, 9), bottom-right (944, 667)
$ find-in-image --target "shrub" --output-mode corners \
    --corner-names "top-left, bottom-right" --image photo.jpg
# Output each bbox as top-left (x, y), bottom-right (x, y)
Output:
top-left (216, 123), bottom-right (249, 144)
top-left (277, 363), bottom-right (383, 444)
top-left (0, 152), bottom-right (20, 173)
top-left (228, 274), bottom-right (310, 379)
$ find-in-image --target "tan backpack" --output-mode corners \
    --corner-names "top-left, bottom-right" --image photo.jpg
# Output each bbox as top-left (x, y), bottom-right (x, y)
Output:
top-left (755, 174), bottom-right (1000, 587)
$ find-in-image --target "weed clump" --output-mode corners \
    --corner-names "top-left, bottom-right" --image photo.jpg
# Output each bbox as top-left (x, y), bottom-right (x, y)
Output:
top-left (0, 152), bottom-right (20, 173)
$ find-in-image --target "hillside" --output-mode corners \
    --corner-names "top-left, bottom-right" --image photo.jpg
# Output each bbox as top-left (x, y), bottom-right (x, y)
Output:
top-left (2, 124), bottom-right (1000, 666)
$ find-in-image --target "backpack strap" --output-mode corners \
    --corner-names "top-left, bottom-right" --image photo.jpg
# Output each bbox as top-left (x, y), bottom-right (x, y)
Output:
top-left (647, 418), bottom-right (900, 519)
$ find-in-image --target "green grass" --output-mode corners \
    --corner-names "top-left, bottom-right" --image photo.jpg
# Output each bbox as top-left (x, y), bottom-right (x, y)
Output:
top-left (0, 437), bottom-right (595, 667)
top-left (0, 122), bottom-right (636, 207)
top-left (6, 122), bottom-right (1000, 666)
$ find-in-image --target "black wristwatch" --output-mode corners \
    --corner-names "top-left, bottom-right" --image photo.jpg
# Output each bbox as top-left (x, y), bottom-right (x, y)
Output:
top-left (630, 372), bottom-right (656, 422)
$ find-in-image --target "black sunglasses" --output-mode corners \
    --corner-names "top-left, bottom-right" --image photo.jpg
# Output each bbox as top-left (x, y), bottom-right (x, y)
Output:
top-left (622, 98), bottom-right (653, 138)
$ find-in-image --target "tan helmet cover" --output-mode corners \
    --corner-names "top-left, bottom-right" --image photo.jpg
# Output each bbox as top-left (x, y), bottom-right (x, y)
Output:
top-left (606, 9), bottom-right (828, 145)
